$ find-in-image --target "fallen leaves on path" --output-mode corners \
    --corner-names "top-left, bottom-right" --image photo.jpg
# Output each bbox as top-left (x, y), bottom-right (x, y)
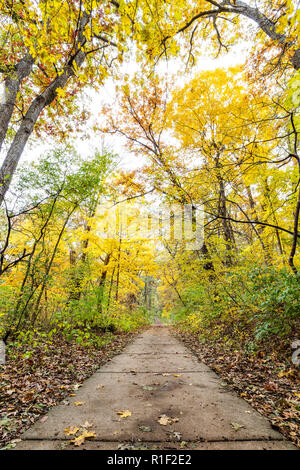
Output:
top-left (157, 414), bottom-right (179, 426)
top-left (71, 430), bottom-right (97, 447)
top-left (231, 422), bottom-right (245, 432)
top-left (81, 421), bottom-right (93, 429)
top-left (0, 331), bottom-right (137, 449)
top-left (138, 425), bottom-right (152, 432)
top-left (173, 431), bottom-right (182, 440)
top-left (74, 401), bottom-right (85, 406)
top-left (116, 410), bottom-right (132, 419)
top-left (64, 426), bottom-right (80, 436)
top-left (64, 420), bottom-right (97, 446)
top-left (118, 442), bottom-right (149, 450)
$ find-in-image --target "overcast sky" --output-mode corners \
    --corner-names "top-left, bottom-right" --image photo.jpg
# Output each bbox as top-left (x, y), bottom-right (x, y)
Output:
top-left (0, 40), bottom-right (249, 175)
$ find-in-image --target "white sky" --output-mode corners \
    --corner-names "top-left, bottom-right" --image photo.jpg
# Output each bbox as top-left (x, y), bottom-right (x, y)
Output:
top-left (77, 41), bottom-right (248, 170)
top-left (0, 41), bottom-right (249, 175)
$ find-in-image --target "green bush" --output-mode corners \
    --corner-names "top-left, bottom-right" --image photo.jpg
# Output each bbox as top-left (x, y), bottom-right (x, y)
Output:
top-left (174, 266), bottom-right (300, 350)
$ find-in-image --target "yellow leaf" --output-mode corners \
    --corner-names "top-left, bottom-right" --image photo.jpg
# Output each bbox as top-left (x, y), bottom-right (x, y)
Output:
top-left (277, 369), bottom-right (294, 378)
top-left (74, 401), bottom-right (86, 406)
top-left (64, 426), bottom-right (80, 436)
top-left (81, 421), bottom-right (93, 429)
top-left (82, 431), bottom-right (96, 439)
top-left (71, 435), bottom-right (85, 447)
top-left (158, 415), bottom-right (170, 426)
top-left (157, 414), bottom-right (179, 425)
top-left (116, 410), bottom-right (132, 419)
top-left (70, 430), bottom-right (96, 447)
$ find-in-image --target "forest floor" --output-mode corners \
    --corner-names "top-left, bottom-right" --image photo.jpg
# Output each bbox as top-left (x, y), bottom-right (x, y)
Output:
top-left (0, 330), bottom-right (138, 449)
top-left (175, 330), bottom-right (300, 449)
top-left (5, 326), bottom-right (297, 450)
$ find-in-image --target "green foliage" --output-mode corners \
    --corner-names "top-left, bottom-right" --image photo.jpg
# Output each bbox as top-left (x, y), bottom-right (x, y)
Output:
top-left (173, 266), bottom-right (300, 351)
top-left (61, 295), bottom-right (150, 334)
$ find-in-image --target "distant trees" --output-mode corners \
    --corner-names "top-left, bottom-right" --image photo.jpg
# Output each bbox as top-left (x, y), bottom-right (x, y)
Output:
top-left (0, 146), bottom-right (157, 341)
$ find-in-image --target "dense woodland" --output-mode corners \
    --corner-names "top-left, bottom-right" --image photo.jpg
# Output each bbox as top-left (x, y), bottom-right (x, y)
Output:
top-left (0, 0), bottom-right (299, 449)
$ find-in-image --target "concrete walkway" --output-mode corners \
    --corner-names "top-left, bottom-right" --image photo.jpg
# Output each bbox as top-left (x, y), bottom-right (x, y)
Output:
top-left (16, 326), bottom-right (296, 450)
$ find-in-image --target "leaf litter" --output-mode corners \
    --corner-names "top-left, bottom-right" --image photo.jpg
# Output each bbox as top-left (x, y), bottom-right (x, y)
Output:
top-left (0, 331), bottom-right (136, 448)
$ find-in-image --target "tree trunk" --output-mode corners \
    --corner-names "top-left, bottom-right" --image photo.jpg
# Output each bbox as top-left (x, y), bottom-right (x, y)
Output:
top-left (288, 186), bottom-right (300, 275)
top-left (215, 154), bottom-right (235, 265)
top-left (96, 253), bottom-right (111, 314)
top-left (106, 266), bottom-right (115, 313)
top-left (31, 206), bottom-right (77, 323)
top-left (0, 54), bottom-right (34, 152)
top-left (115, 239), bottom-right (122, 302)
top-left (0, 13), bottom-right (89, 205)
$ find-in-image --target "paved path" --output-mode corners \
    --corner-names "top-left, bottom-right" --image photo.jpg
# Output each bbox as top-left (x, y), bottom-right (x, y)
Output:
top-left (16, 326), bottom-right (296, 450)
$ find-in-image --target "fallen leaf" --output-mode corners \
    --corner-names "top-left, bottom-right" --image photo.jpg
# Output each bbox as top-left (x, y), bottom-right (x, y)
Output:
top-left (263, 381), bottom-right (278, 392)
top-left (173, 374), bottom-right (181, 377)
top-left (118, 443), bottom-right (133, 450)
top-left (74, 401), bottom-right (86, 406)
top-left (81, 421), bottom-right (93, 429)
top-left (70, 430), bottom-right (96, 446)
top-left (139, 425), bottom-right (152, 432)
top-left (158, 415), bottom-right (170, 426)
top-left (96, 385), bottom-right (104, 390)
top-left (71, 435), bottom-right (85, 446)
top-left (64, 426), bottom-right (80, 436)
top-left (277, 369), bottom-right (295, 378)
top-left (82, 431), bottom-right (96, 439)
top-left (231, 422), bottom-right (245, 432)
top-left (157, 415), bottom-right (179, 426)
top-left (73, 384), bottom-right (82, 391)
top-left (0, 418), bottom-right (12, 427)
top-left (116, 410), bottom-right (132, 419)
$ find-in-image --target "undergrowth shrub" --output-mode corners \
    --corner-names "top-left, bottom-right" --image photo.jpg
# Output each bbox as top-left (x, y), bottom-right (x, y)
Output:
top-left (173, 267), bottom-right (300, 352)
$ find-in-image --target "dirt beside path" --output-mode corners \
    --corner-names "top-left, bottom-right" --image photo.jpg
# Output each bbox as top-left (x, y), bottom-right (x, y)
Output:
top-left (15, 326), bottom-right (296, 450)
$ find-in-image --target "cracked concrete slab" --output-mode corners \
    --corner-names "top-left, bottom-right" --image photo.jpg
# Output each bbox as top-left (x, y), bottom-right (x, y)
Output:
top-left (17, 326), bottom-right (297, 450)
